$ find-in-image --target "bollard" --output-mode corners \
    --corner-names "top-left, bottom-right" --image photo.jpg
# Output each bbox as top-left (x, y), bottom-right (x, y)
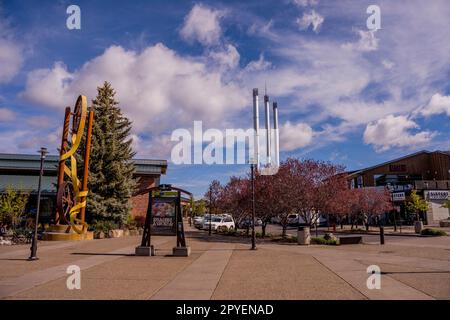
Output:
top-left (379, 226), bottom-right (385, 245)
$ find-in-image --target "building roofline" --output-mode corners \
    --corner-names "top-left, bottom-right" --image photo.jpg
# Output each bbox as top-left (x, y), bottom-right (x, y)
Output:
top-left (0, 153), bottom-right (168, 175)
top-left (347, 150), bottom-right (432, 177)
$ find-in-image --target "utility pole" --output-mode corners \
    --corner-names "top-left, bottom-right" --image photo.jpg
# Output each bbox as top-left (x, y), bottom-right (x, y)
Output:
top-left (209, 184), bottom-right (212, 236)
top-left (251, 163), bottom-right (256, 250)
top-left (29, 147), bottom-right (48, 261)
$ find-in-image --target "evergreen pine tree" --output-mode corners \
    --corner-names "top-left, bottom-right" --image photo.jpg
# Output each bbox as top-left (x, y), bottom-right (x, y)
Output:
top-left (82, 82), bottom-right (136, 225)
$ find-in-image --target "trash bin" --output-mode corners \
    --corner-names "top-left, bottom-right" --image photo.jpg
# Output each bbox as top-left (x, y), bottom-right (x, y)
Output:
top-left (414, 221), bottom-right (423, 234)
top-left (297, 226), bottom-right (310, 245)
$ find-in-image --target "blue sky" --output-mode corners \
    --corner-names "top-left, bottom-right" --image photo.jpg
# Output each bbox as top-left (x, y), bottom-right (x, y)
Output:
top-left (1, 0), bottom-right (450, 198)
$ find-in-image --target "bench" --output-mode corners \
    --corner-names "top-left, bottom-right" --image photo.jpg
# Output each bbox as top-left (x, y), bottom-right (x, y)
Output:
top-left (338, 236), bottom-right (362, 245)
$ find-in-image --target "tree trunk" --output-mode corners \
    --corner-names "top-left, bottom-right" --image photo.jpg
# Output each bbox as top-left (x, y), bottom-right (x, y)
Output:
top-left (261, 223), bottom-right (266, 238)
top-left (282, 225), bottom-right (287, 238)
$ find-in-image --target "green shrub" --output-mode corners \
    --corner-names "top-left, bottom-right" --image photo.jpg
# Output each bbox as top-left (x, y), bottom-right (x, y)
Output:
top-left (256, 232), bottom-right (273, 238)
top-left (90, 220), bottom-right (119, 234)
top-left (0, 186), bottom-right (29, 229)
top-left (311, 237), bottom-right (339, 245)
top-left (133, 216), bottom-right (145, 228)
top-left (420, 228), bottom-right (447, 236)
top-left (271, 235), bottom-right (297, 243)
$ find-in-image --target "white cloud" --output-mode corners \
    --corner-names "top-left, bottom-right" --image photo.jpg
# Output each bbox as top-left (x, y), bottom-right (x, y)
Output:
top-left (296, 10), bottom-right (324, 33)
top-left (292, 0), bottom-right (319, 7)
top-left (11, 0), bottom-right (450, 157)
top-left (420, 93), bottom-right (450, 117)
top-left (21, 44), bottom-right (247, 141)
top-left (0, 128), bottom-right (59, 154)
top-left (180, 4), bottom-right (224, 46)
top-left (363, 115), bottom-right (436, 152)
top-left (342, 30), bottom-right (378, 52)
top-left (208, 44), bottom-right (240, 69)
top-left (280, 121), bottom-right (313, 151)
top-left (382, 59), bottom-right (395, 70)
top-left (0, 108), bottom-right (16, 122)
top-left (0, 15), bottom-right (23, 83)
top-left (243, 54), bottom-right (271, 72)
top-left (248, 19), bottom-right (275, 39)
top-left (21, 62), bottom-right (74, 108)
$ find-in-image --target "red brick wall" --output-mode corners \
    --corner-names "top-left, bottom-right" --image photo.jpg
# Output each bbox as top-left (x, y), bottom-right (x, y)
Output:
top-left (131, 175), bottom-right (158, 217)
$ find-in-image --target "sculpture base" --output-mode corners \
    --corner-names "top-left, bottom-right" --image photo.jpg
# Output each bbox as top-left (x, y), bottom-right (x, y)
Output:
top-left (41, 224), bottom-right (93, 241)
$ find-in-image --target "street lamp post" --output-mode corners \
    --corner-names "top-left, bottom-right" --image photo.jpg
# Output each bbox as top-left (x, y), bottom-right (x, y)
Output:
top-left (209, 184), bottom-right (212, 236)
top-left (251, 163), bottom-right (256, 250)
top-left (29, 147), bottom-right (48, 261)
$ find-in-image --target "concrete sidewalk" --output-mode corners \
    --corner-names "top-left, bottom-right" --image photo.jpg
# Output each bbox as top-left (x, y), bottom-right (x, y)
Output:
top-left (151, 242), bottom-right (235, 300)
top-left (1, 228), bottom-right (449, 300)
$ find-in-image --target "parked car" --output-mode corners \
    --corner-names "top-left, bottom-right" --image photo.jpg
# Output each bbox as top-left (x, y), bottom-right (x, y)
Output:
top-left (287, 214), bottom-right (300, 226)
top-left (238, 218), bottom-right (263, 229)
top-left (270, 216), bottom-right (281, 224)
top-left (317, 215), bottom-right (328, 227)
top-left (287, 214), bottom-right (321, 226)
top-left (202, 215), bottom-right (235, 232)
top-left (193, 216), bottom-right (205, 229)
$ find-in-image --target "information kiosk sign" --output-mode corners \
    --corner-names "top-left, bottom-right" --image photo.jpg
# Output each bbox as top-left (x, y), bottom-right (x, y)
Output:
top-left (135, 184), bottom-right (191, 256)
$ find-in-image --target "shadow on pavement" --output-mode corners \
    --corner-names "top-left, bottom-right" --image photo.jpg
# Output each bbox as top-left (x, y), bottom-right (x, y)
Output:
top-left (71, 252), bottom-right (133, 256)
top-left (382, 271), bottom-right (450, 274)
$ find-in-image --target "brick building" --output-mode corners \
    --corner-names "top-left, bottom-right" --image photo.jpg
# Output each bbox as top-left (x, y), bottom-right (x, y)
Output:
top-left (0, 153), bottom-right (167, 221)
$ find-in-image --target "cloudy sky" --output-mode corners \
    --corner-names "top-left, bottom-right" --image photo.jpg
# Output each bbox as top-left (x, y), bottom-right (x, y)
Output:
top-left (1, 0), bottom-right (450, 197)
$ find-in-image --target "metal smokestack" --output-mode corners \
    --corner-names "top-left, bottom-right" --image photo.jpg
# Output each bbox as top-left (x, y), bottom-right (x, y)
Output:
top-left (252, 88), bottom-right (260, 169)
top-left (273, 102), bottom-right (279, 167)
top-left (264, 94), bottom-right (271, 165)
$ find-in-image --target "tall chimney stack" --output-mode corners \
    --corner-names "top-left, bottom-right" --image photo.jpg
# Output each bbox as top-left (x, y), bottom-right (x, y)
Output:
top-left (252, 88), bottom-right (260, 169)
top-left (273, 102), bottom-right (279, 167)
top-left (264, 94), bottom-right (271, 165)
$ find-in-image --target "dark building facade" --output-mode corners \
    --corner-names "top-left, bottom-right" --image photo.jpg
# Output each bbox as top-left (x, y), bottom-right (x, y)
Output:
top-left (347, 150), bottom-right (450, 224)
top-left (0, 153), bottom-right (167, 222)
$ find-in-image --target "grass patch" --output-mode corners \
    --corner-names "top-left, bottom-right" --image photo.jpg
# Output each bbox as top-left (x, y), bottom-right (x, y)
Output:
top-left (311, 237), bottom-right (339, 245)
top-left (256, 232), bottom-right (273, 238)
top-left (420, 228), bottom-right (447, 236)
top-left (271, 235), bottom-right (297, 243)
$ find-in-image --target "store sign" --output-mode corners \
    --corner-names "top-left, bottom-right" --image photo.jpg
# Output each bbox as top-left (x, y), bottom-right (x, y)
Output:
top-left (427, 190), bottom-right (449, 200)
top-left (392, 192), bottom-right (405, 201)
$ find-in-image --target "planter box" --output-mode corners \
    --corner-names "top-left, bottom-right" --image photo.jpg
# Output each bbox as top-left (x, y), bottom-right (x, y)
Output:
top-left (108, 229), bottom-right (124, 238)
top-left (94, 231), bottom-right (105, 239)
top-left (339, 236), bottom-right (362, 245)
top-left (129, 229), bottom-right (139, 236)
top-left (439, 220), bottom-right (450, 227)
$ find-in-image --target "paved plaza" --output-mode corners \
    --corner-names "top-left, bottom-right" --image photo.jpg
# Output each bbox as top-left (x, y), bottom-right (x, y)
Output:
top-left (0, 224), bottom-right (449, 300)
